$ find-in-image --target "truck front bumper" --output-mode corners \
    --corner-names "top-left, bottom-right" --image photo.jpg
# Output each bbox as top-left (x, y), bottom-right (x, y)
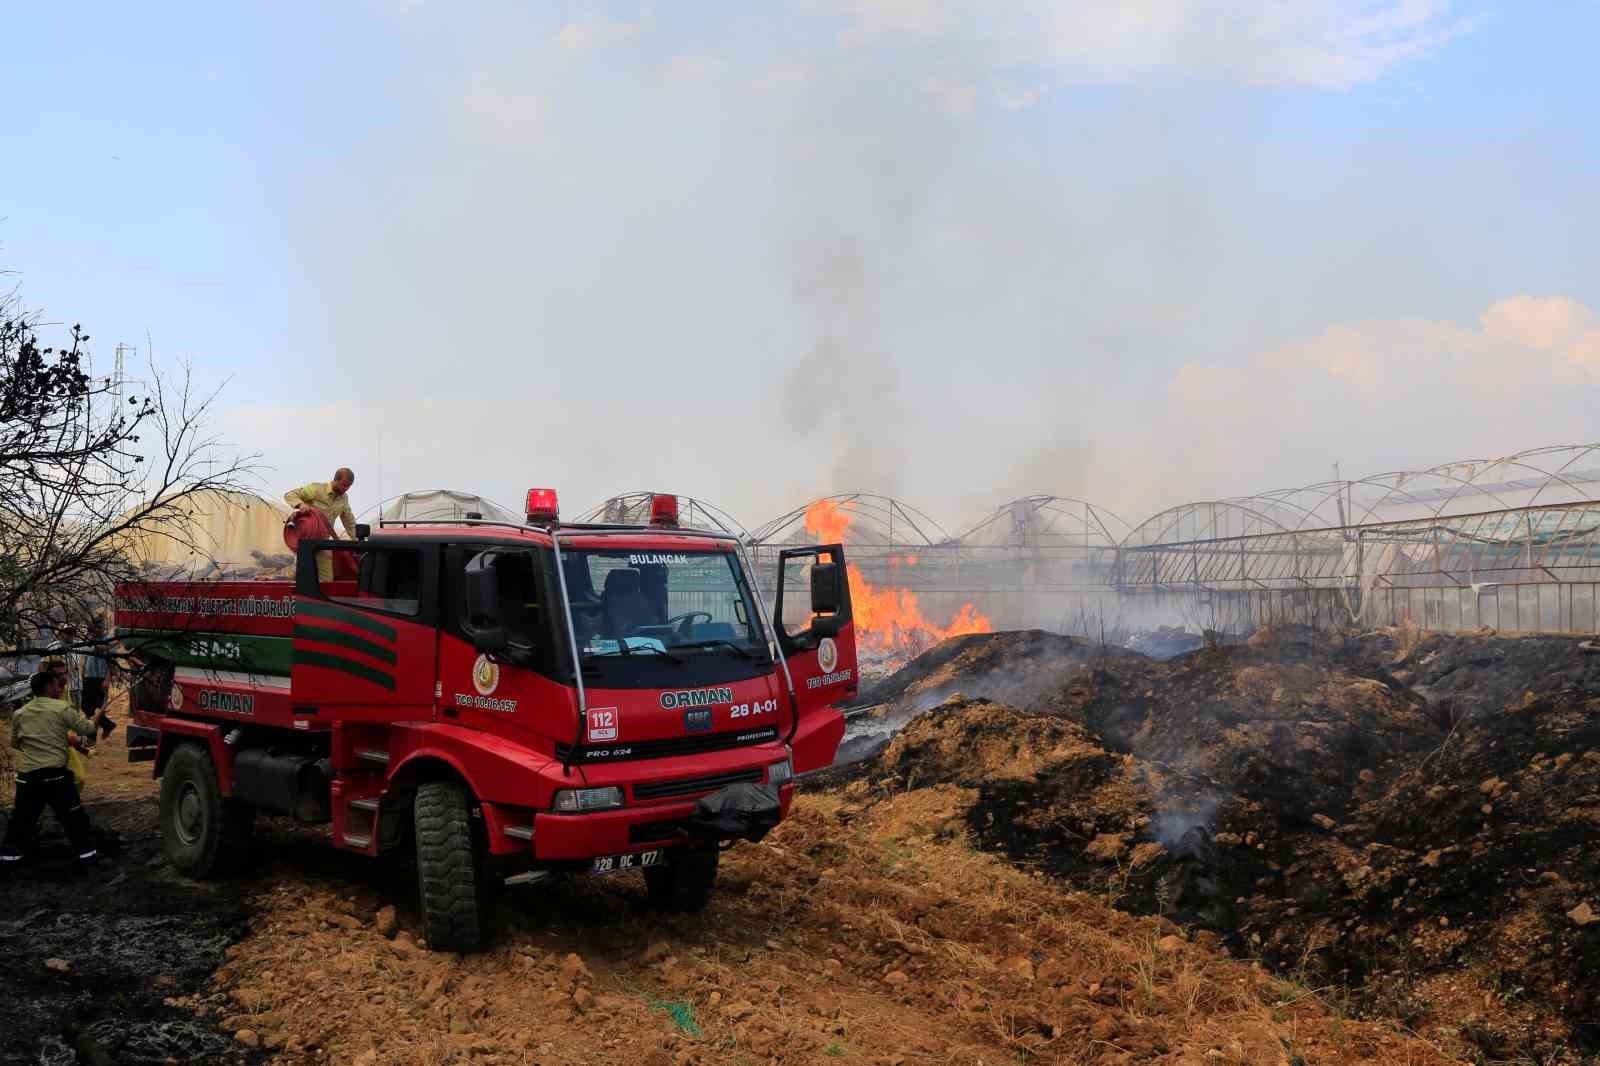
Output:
top-left (521, 782), bottom-right (794, 860)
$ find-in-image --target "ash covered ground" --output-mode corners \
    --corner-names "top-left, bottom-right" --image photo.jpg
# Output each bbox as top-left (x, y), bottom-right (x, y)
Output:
top-left (853, 626), bottom-right (1600, 1062)
top-left (2, 631), bottom-right (1596, 1064)
top-left (0, 703), bottom-right (260, 1066)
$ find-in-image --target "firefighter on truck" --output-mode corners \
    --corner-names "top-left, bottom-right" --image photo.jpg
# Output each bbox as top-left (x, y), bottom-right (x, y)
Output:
top-left (115, 490), bottom-right (854, 951)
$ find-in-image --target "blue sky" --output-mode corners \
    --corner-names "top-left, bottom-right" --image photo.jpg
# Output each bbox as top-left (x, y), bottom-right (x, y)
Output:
top-left (4, 2), bottom-right (1598, 531)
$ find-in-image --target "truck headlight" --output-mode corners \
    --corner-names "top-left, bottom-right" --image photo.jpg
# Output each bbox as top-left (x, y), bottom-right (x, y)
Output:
top-left (767, 758), bottom-right (793, 786)
top-left (551, 786), bottom-right (624, 813)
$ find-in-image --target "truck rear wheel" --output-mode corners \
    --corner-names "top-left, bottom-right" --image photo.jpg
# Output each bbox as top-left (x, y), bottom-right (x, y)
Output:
top-left (645, 847), bottom-right (719, 913)
top-left (160, 744), bottom-right (253, 878)
top-left (414, 780), bottom-right (487, 952)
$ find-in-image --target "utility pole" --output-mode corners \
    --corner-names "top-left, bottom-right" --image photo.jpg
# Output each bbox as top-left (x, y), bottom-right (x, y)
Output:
top-left (1333, 462), bottom-right (1348, 529)
top-left (111, 342), bottom-right (133, 415)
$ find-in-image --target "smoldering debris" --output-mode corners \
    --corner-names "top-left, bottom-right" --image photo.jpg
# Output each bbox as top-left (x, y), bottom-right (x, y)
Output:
top-left (849, 627), bottom-right (1600, 1059)
top-left (1122, 625), bottom-right (1209, 660)
top-left (835, 630), bottom-right (1129, 767)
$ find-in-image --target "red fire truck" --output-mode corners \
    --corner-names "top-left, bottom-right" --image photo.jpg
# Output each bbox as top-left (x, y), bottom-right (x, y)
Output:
top-left (114, 491), bottom-right (853, 951)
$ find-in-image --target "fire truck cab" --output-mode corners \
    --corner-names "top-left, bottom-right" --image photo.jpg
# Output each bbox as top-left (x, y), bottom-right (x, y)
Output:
top-left (115, 492), bottom-right (854, 951)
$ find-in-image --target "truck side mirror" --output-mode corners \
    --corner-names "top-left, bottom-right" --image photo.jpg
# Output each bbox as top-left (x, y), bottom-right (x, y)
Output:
top-left (464, 557), bottom-right (508, 654)
top-left (810, 562), bottom-right (842, 616)
top-left (810, 614), bottom-right (842, 638)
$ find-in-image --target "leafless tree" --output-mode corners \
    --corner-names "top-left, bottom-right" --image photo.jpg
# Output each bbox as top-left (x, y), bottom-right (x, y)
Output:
top-left (0, 300), bottom-right (257, 668)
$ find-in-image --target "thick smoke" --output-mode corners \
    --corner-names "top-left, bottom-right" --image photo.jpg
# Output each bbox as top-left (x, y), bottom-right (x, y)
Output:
top-left (240, 4), bottom-right (1590, 532)
top-left (768, 69), bottom-right (977, 503)
top-left (778, 247), bottom-right (907, 496)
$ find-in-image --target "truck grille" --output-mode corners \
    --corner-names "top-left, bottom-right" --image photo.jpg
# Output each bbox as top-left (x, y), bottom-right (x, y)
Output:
top-left (556, 726), bottom-right (778, 764)
top-left (632, 767), bottom-right (763, 802)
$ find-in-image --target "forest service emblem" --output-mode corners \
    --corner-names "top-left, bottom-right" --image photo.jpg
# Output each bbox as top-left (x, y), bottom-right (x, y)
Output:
top-left (472, 654), bottom-right (500, 696)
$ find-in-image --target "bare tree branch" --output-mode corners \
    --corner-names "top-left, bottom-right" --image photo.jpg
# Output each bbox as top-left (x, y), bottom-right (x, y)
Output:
top-left (1, 293), bottom-right (260, 666)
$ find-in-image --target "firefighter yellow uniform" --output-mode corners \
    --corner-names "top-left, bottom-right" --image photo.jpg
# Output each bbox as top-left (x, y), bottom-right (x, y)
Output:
top-left (285, 481), bottom-right (357, 582)
top-left (2, 695), bottom-right (99, 862)
top-left (284, 481), bottom-right (357, 537)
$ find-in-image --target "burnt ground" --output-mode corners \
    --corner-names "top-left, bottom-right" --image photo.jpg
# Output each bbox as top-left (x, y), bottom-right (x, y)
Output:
top-left (838, 630), bottom-right (1138, 766)
top-left (0, 705), bottom-right (261, 1066)
top-left (864, 627), bottom-right (1600, 1063)
top-left (5, 634), bottom-right (1595, 1064)
top-left (1339, 628), bottom-right (1600, 720)
top-left (3, 680), bottom-right (1468, 1066)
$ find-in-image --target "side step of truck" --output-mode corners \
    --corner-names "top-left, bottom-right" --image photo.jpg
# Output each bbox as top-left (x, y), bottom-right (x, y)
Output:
top-left (332, 770), bottom-right (385, 856)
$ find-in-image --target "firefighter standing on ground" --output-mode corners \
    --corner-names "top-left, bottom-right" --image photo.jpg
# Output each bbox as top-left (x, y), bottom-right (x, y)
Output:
top-left (1, 667), bottom-right (101, 867)
top-left (78, 617), bottom-right (115, 738)
top-left (284, 467), bottom-right (358, 582)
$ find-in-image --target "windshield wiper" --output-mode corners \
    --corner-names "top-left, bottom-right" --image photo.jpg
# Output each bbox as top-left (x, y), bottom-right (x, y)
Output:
top-left (630, 643), bottom-right (684, 664)
top-left (674, 638), bottom-right (761, 661)
top-left (589, 639), bottom-right (684, 664)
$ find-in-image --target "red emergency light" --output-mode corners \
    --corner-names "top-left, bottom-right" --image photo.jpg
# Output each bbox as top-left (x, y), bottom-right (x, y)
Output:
top-left (649, 493), bottom-right (679, 527)
top-left (526, 487), bottom-right (559, 525)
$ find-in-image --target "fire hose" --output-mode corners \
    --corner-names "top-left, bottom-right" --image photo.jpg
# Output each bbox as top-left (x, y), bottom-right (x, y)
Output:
top-left (283, 509), bottom-right (360, 580)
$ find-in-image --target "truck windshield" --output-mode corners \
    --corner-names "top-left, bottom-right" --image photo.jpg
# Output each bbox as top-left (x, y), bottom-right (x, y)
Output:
top-left (561, 548), bottom-right (768, 666)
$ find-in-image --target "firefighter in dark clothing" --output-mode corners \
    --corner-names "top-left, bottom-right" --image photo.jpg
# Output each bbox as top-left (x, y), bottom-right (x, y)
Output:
top-left (1, 668), bottom-right (101, 866)
top-left (79, 617), bottom-right (115, 738)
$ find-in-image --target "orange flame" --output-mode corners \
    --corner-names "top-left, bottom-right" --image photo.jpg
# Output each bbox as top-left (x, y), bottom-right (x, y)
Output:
top-left (804, 498), bottom-right (853, 544)
top-left (803, 501), bottom-right (992, 655)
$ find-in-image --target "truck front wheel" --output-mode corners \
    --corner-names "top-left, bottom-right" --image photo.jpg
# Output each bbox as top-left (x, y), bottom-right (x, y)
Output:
top-left (414, 780), bottom-right (487, 952)
top-left (160, 744), bottom-right (253, 877)
top-left (645, 847), bottom-right (719, 912)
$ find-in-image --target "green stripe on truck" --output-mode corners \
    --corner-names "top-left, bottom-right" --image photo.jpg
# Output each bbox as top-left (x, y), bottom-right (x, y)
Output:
top-left (292, 649), bottom-right (396, 690)
top-left (293, 623), bottom-right (399, 666)
top-left (296, 598), bottom-right (398, 642)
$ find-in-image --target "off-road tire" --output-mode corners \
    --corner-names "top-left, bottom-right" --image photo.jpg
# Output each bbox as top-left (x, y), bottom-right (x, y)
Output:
top-left (160, 744), bottom-right (252, 877)
top-left (414, 780), bottom-right (487, 952)
top-left (645, 847), bottom-right (719, 913)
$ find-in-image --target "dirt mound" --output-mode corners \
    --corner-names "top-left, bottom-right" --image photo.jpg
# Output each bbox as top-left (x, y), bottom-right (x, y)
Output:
top-left (1344, 630), bottom-right (1600, 721)
top-left (882, 696), bottom-right (1114, 786)
top-left (859, 629), bottom-right (1125, 712)
top-left (834, 632), bottom-right (1128, 769)
top-left (1267, 689), bottom-right (1600, 1055)
top-left (1064, 647), bottom-right (1441, 825)
top-left (869, 642), bottom-right (1600, 1061)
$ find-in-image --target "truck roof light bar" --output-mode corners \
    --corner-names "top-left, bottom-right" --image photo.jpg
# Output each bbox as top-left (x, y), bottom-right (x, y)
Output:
top-left (649, 494), bottom-right (679, 528)
top-left (526, 488), bottom-right (559, 525)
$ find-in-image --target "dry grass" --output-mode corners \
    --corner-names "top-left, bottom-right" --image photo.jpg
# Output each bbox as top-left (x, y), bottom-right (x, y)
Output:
top-left (171, 786), bottom-right (1476, 1064)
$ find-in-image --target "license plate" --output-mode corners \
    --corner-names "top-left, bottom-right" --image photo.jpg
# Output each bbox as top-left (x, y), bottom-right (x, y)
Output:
top-left (589, 849), bottom-right (665, 875)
